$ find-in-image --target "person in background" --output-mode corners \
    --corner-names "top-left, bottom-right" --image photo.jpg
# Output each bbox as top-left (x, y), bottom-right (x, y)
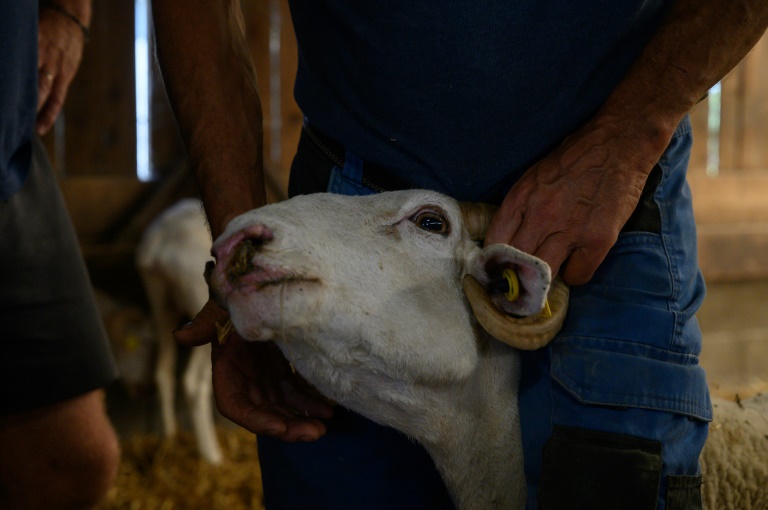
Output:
top-left (0, 2), bottom-right (120, 509)
top-left (153, 1), bottom-right (768, 508)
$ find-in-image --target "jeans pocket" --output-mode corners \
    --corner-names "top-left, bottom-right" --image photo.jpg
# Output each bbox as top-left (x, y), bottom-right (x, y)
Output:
top-left (622, 164), bottom-right (662, 234)
top-left (551, 341), bottom-right (713, 422)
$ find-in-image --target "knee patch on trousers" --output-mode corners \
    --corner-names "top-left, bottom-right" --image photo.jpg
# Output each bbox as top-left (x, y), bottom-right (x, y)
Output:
top-left (539, 426), bottom-right (662, 510)
top-left (538, 426), bottom-right (703, 510)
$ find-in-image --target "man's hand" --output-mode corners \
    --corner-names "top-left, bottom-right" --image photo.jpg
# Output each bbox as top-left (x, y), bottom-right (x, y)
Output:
top-left (485, 116), bottom-right (660, 286)
top-left (36, 6), bottom-right (87, 135)
top-left (175, 300), bottom-right (334, 441)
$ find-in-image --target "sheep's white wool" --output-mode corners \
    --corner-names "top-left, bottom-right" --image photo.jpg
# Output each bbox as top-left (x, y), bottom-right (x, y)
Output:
top-left (701, 395), bottom-right (768, 510)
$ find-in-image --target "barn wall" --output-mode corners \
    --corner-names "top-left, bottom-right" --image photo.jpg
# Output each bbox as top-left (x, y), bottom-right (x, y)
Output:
top-left (688, 37), bottom-right (768, 283)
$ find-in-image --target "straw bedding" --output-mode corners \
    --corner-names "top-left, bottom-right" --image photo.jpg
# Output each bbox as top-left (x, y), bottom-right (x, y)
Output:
top-left (98, 427), bottom-right (264, 510)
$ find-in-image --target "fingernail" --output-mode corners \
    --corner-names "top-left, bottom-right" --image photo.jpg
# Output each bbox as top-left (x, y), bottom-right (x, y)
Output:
top-left (265, 428), bottom-right (282, 436)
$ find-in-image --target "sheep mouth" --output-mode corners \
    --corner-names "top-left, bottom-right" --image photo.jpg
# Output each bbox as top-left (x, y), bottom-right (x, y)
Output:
top-left (236, 271), bottom-right (321, 292)
top-left (224, 240), bottom-right (319, 292)
top-left (208, 234), bottom-right (321, 311)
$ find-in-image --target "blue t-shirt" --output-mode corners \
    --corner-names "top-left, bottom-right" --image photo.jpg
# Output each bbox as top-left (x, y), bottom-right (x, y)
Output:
top-left (288, 1), bottom-right (669, 202)
top-left (0, 3), bottom-right (38, 201)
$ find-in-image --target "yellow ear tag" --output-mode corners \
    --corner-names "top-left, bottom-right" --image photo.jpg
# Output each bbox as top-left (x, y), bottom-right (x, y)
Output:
top-left (503, 269), bottom-right (520, 302)
top-left (503, 268), bottom-right (553, 318)
top-left (541, 299), bottom-right (553, 318)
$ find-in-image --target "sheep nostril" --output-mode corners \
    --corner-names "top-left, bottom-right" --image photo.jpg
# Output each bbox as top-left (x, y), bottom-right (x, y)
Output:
top-left (226, 238), bottom-right (259, 285)
top-left (214, 224), bottom-right (274, 285)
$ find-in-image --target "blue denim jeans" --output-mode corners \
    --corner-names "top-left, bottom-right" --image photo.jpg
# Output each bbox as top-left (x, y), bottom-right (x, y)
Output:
top-left (520, 117), bottom-right (710, 510)
top-left (260, 118), bottom-right (710, 509)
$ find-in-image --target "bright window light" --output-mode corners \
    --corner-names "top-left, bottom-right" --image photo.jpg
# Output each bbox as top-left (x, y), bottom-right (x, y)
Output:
top-left (706, 82), bottom-right (721, 177)
top-left (135, 0), bottom-right (152, 181)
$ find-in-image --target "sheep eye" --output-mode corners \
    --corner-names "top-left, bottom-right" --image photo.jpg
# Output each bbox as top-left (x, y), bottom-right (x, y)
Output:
top-left (412, 211), bottom-right (449, 235)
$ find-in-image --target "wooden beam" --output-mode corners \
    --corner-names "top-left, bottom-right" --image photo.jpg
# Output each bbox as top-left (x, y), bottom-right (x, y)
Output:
top-left (698, 223), bottom-right (768, 282)
top-left (690, 173), bottom-right (768, 224)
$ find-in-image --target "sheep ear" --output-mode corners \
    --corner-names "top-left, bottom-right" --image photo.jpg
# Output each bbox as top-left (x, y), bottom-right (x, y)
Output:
top-left (467, 244), bottom-right (551, 318)
top-left (463, 244), bottom-right (569, 350)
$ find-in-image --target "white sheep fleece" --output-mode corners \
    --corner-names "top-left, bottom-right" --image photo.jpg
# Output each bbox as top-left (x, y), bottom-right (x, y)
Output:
top-left (701, 394), bottom-right (768, 510)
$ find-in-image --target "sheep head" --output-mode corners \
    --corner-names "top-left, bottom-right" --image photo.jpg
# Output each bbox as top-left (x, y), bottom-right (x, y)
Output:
top-left (207, 190), bottom-right (567, 402)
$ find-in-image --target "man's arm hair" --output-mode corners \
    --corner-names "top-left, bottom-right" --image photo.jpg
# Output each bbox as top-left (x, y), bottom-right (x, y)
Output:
top-left (152, 0), bottom-right (266, 238)
top-left (599, 0), bottom-right (768, 162)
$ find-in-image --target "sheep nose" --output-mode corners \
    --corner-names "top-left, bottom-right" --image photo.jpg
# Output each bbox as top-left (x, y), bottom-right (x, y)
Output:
top-left (213, 225), bottom-right (274, 284)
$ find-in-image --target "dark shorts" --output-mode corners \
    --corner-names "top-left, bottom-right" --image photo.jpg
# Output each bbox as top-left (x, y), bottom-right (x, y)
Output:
top-left (0, 137), bottom-right (118, 416)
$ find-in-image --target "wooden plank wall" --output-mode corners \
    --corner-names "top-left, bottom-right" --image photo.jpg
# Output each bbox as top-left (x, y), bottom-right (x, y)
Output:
top-left (57, 1), bottom-right (137, 178)
top-left (688, 34), bottom-right (768, 282)
top-left (720, 39), bottom-right (768, 173)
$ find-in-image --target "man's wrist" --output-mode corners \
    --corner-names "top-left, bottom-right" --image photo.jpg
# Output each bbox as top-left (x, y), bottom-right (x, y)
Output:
top-left (595, 95), bottom-right (683, 167)
top-left (40, 0), bottom-right (92, 40)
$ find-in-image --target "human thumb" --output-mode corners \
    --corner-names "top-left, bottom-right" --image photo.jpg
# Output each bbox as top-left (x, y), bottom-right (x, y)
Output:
top-left (173, 299), bottom-right (230, 347)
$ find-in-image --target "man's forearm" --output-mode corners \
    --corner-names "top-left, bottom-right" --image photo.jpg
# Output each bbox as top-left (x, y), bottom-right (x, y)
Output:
top-left (599, 0), bottom-right (768, 162)
top-left (152, 0), bottom-right (266, 238)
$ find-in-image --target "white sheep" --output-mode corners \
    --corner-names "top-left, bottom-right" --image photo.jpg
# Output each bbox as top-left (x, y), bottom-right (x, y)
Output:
top-left (701, 394), bottom-right (768, 509)
top-left (136, 198), bottom-right (222, 464)
top-left (208, 190), bottom-right (568, 509)
top-left (205, 189), bottom-right (765, 508)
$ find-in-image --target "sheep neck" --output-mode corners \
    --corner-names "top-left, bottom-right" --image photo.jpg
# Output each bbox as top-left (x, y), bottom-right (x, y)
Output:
top-left (399, 342), bottom-right (526, 510)
top-left (279, 335), bottom-right (526, 510)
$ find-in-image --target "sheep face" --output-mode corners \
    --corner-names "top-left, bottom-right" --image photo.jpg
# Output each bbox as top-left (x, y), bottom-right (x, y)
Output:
top-left (208, 190), bottom-right (555, 407)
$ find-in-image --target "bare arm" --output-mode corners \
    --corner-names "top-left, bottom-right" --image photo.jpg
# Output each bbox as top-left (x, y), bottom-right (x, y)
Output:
top-left (152, 0), bottom-right (266, 238)
top-left (152, 1), bottom-right (333, 440)
top-left (485, 0), bottom-right (768, 285)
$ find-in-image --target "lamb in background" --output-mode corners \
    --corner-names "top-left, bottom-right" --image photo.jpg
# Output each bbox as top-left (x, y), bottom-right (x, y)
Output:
top-left (207, 189), bottom-right (768, 509)
top-left (136, 198), bottom-right (222, 465)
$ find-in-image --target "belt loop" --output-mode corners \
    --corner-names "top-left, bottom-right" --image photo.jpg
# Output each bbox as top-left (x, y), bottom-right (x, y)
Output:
top-left (327, 151), bottom-right (377, 195)
top-left (344, 152), bottom-right (365, 184)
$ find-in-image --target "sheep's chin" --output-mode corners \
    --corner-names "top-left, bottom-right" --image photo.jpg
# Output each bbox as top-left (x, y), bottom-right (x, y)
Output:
top-left (225, 278), bottom-right (323, 342)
